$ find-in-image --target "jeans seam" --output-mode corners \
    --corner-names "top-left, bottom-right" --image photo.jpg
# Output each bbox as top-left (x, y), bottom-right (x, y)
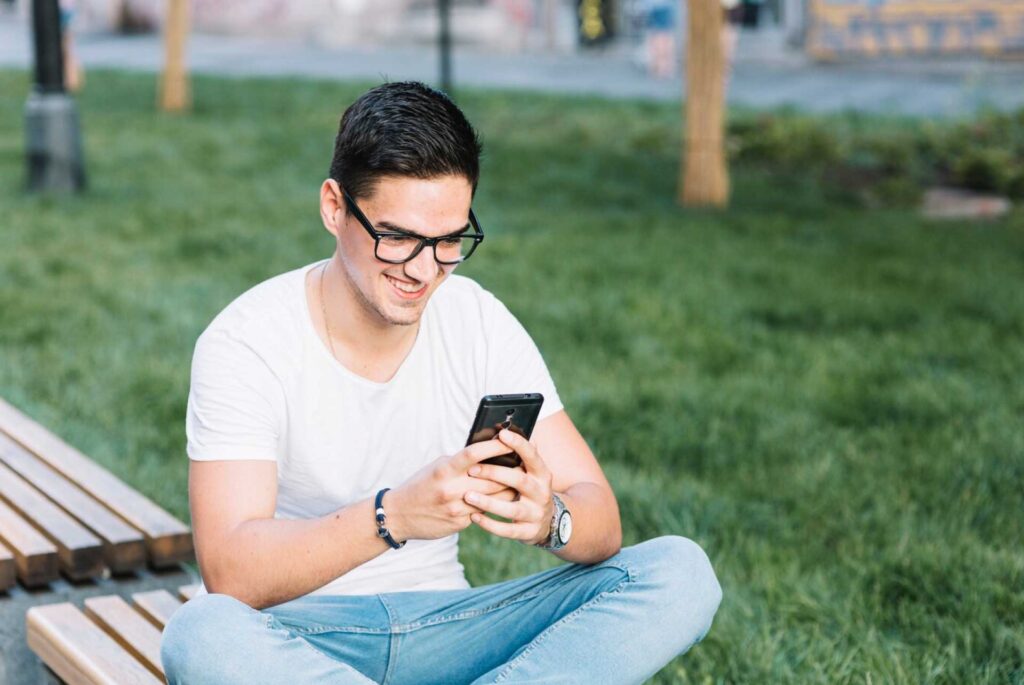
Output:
top-left (265, 610), bottom-right (390, 683)
top-left (270, 596), bottom-right (393, 636)
top-left (275, 624), bottom-right (390, 636)
top-left (284, 632), bottom-right (382, 684)
top-left (491, 565), bottom-right (636, 683)
top-left (392, 561), bottom-right (636, 633)
top-left (393, 588), bottom-right (550, 631)
top-left (379, 594), bottom-right (400, 685)
top-left (611, 560), bottom-right (638, 583)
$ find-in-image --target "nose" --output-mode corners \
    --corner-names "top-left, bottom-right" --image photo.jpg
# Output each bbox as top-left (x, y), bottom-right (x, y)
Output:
top-left (403, 242), bottom-right (441, 283)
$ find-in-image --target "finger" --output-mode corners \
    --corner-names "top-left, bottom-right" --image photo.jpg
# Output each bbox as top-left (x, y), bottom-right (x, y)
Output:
top-left (467, 462), bottom-right (529, 494)
top-left (450, 439), bottom-right (516, 472)
top-left (448, 500), bottom-right (487, 517)
top-left (463, 479), bottom-right (518, 501)
top-left (498, 429), bottom-right (548, 477)
top-left (470, 512), bottom-right (533, 541)
top-left (479, 483), bottom-right (520, 499)
top-left (466, 473), bottom-right (518, 494)
top-left (464, 490), bottom-right (525, 520)
top-left (465, 467), bottom-right (523, 495)
top-left (468, 462), bottom-right (543, 501)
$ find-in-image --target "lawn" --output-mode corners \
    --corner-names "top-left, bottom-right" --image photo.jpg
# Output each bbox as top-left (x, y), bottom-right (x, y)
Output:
top-left (1, 70), bottom-right (1022, 684)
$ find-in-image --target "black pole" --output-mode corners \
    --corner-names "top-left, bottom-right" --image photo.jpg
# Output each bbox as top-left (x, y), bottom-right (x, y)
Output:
top-left (25, 0), bottom-right (86, 192)
top-left (31, 0), bottom-right (64, 92)
top-left (439, 0), bottom-right (452, 96)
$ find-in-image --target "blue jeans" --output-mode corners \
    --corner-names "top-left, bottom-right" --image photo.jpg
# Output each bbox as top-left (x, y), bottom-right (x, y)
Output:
top-left (161, 536), bottom-right (722, 684)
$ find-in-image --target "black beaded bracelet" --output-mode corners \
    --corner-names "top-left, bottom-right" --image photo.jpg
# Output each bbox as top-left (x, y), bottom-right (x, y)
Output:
top-left (374, 488), bottom-right (406, 550)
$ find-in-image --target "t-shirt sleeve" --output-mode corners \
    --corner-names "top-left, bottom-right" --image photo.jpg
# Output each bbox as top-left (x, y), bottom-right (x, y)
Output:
top-left (483, 295), bottom-right (564, 422)
top-left (185, 328), bottom-right (285, 462)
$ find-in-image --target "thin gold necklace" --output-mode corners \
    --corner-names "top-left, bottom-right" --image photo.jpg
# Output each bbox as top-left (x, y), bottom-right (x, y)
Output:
top-left (319, 261), bottom-right (339, 362)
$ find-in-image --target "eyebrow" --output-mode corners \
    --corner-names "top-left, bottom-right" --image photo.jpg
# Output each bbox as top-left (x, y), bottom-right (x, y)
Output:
top-left (376, 221), bottom-right (472, 239)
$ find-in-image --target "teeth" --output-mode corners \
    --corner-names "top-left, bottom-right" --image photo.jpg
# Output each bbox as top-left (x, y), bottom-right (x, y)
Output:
top-left (387, 275), bottom-right (422, 293)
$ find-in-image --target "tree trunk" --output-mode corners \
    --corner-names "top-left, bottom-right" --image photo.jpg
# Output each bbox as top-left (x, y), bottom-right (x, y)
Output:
top-left (159, 0), bottom-right (190, 112)
top-left (680, 0), bottom-right (729, 207)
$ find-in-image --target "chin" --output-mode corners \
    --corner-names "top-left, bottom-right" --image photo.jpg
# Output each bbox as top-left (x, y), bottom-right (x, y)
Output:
top-left (382, 308), bottom-right (423, 327)
top-left (374, 277), bottom-right (442, 326)
top-left (375, 296), bottom-right (428, 327)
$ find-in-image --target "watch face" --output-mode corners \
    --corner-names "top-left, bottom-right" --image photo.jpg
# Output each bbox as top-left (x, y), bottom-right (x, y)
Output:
top-left (557, 511), bottom-right (572, 544)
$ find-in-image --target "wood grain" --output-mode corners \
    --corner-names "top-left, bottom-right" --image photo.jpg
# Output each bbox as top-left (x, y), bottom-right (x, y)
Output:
top-left (26, 602), bottom-right (163, 685)
top-left (0, 460), bottom-right (104, 580)
top-left (0, 496), bottom-right (59, 586)
top-left (178, 583), bottom-right (199, 601)
top-left (84, 595), bottom-right (165, 679)
top-left (132, 589), bottom-right (183, 630)
top-left (0, 397), bottom-right (193, 567)
top-left (0, 432), bottom-right (146, 573)
top-left (0, 542), bottom-right (15, 590)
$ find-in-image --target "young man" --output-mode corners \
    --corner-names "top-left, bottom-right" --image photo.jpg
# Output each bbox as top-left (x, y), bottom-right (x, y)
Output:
top-left (161, 82), bottom-right (721, 684)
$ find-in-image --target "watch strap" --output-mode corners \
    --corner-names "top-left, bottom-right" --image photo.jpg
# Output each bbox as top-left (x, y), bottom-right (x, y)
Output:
top-left (534, 493), bottom-right (568, 551)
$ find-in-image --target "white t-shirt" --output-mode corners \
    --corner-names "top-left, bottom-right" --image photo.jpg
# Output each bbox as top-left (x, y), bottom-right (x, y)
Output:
top-left (186, 259), bottom-right (562, 597)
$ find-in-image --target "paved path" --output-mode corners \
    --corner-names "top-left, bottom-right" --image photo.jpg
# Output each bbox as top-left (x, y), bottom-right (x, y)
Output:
top-left (2, 12), bottom-right (1023, 117)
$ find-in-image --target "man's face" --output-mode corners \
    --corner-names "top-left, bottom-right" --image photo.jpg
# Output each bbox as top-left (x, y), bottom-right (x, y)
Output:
top-left (331, 174), bottom-right (473, 327)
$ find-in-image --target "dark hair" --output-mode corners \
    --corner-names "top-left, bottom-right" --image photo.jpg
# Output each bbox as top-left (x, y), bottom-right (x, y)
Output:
top-left (329, 81), bottom-right (483, 201)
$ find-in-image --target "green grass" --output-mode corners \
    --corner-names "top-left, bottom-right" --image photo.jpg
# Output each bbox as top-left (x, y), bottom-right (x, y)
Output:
top-left (1, 70), bottom-right (1023, 684)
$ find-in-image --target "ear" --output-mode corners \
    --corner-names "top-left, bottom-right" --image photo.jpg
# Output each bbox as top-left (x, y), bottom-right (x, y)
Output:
top-left (320, 179), bottom-right (344, 238)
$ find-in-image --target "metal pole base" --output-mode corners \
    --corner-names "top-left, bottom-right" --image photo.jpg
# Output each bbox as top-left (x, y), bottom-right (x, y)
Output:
top-left (25, 91), bottom-right (86, 193)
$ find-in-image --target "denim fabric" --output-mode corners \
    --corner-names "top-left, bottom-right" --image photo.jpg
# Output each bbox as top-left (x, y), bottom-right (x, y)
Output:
top-left (161, 535), bottom-right (722, 684)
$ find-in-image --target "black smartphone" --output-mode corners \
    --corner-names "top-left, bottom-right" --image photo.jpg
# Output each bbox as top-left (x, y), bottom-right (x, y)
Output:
top-left (465, 394), bottom-right (544, 468)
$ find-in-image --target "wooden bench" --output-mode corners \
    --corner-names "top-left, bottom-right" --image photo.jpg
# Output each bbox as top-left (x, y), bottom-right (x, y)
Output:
top-left (0, 397), bottom-right (197, 684)
top-left (26, 583), bottom-right (200, 684)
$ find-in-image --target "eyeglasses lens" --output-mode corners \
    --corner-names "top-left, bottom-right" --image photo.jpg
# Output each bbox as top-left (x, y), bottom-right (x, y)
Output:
top-left (377, 235), bottom-right (475, 264)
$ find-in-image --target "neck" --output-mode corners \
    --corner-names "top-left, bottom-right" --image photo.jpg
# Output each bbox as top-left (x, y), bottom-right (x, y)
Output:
top-left (320, 257), bottom-right (419, 359)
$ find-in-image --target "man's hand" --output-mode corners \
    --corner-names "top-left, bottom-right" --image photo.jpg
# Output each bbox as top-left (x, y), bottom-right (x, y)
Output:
top-left (463, 429), bottom-right (555, 546)
top-left (385, 439), bottom-right (524, 543)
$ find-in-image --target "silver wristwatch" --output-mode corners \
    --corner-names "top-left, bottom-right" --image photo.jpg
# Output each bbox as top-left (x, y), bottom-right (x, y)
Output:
top-left (534, 493), bottom-right (572, 551)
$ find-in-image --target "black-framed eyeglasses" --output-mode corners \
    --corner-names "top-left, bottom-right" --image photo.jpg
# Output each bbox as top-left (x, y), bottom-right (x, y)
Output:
top-left (342, 190), bottom-right (485, 265)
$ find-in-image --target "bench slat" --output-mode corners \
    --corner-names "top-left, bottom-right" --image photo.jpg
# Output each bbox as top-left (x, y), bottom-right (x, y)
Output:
top-left (0, 432), bottom-right (147, 573)
top-left (83, 595), bottom-right (165, 679)
top-left (0, 542), bottom-right (15, 590)
top-left (0, 397), bottom-right (193, 567)
top-left (0, 496), bottom-right (59, 586)
top-left (0, 461), bottom-right (104, 581)
top-left (26, 602), bottom-right (163, 685)
top-left (132, 589), bottom-right (183, 629)
top-left (178, 583), bottom-right (200, 601)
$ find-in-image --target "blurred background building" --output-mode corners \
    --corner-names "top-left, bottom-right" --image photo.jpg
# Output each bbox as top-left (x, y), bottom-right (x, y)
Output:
top-left (806, 0), bottom-right (1024, 59)
top-left (3, 0), bottom-right (1021, 60)
top-left (0, 0), bottom-right (1019, 79)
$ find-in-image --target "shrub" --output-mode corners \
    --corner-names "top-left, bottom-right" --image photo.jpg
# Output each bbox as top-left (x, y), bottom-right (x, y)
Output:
top-left (727, 108), bottom-right (1024, 204)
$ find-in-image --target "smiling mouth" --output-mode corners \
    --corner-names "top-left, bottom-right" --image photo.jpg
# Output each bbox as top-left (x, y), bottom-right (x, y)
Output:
top-left (385, 274), bottom-right (428, 298)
